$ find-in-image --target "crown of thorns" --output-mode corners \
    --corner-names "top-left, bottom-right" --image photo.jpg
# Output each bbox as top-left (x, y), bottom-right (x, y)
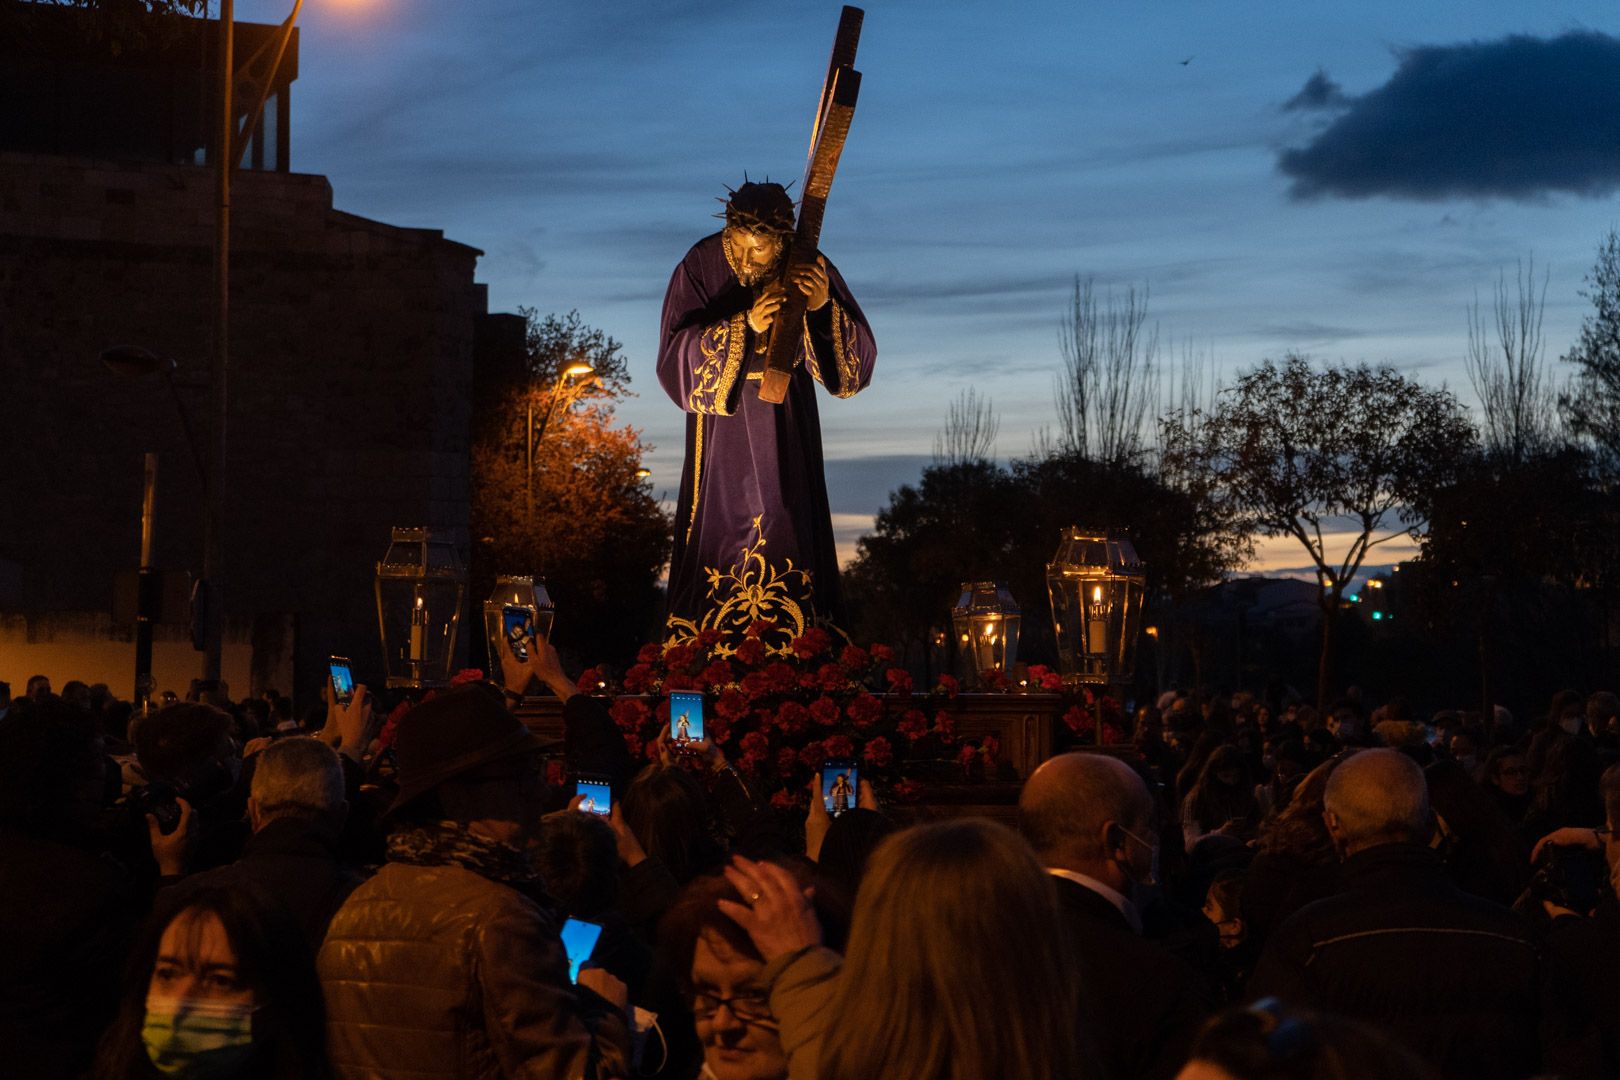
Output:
top-left (716, 176), bottom-right (797, 236)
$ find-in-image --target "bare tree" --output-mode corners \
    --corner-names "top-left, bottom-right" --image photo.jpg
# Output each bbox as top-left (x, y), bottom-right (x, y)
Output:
top-left (1465, 258), bottom-right (1556, 462)
top-left (1055, 276), bottom-right (1160, 464)
top-left (934, 388), bottom-right (999, 465)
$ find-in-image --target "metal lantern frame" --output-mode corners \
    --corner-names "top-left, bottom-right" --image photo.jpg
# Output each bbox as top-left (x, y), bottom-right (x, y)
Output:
top-left (374, 526), bottom-right (467, 689)
top-left (481, 575), bottom-right (556, 677)
top-left (951, 580), bottom-right (1022, 686)
top-left (1046, 527), bottom-right (1146, 686)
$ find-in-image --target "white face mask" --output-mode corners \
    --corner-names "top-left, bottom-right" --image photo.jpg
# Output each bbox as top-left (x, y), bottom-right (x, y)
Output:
top-left (1560, 716), bottom-right (1584, 735)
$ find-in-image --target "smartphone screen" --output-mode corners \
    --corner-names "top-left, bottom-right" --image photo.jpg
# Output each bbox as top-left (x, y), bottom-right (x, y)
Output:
top-left (669, 691), bottom-right (705, 745)
top-left (560, 917), bottom-right (604, 983)
top-left (328, 656), bottom-right (354, 705)
top-left (502, 605), bottom-right (535, 662)
top-left (575, 777), bottom-right (611, 817)
top-left (822, 760), bottom-right (858, 817)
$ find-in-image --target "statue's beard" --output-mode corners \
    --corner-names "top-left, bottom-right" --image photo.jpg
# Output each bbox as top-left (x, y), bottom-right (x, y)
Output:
top-left (722, 228), bottom-right (785, 288)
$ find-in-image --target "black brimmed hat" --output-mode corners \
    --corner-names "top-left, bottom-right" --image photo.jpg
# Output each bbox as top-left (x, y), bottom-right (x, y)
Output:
top-left (385, 685), bottom-right (544, 818)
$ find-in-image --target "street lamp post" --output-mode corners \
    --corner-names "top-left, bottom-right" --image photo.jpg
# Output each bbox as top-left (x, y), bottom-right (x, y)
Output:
top-left (525, 361), bottom-right (595, 520)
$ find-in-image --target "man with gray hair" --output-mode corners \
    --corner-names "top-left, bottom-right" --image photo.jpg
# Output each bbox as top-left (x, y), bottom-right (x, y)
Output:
top-left (1251, 749), bottom-right (1541, 1080)
top-left (1019, 752), bottom-right (1208, 1080)
top-left (192, 736), bottom-right (362, 945)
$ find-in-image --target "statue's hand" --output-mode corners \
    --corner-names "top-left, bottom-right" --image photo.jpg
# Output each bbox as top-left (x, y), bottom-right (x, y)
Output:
top-left (748, 282), bottom-right (786, 334)
top-left (793, 255), bottom-right (830, 312)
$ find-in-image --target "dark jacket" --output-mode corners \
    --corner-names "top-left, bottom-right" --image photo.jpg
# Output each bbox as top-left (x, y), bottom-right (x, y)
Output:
top-left (1239, 848), bottom-right (1340, 951)
top-left (1053, 875), bottom-right (1211, 1080)
top-left (0, 831), bottom-right (136, 1080)
top-left (1541, 898), bottom-right (1620, 1079)
top-left (190, 815), bottom-right (363, 947)
top-left (1250, 843), bottom-right (1541, 1080)
top-left (318, 861), bottom-right (630, 1079)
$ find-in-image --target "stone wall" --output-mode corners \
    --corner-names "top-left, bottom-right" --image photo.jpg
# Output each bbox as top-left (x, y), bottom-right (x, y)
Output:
top-left (0, 152), bottom-right (499, 703)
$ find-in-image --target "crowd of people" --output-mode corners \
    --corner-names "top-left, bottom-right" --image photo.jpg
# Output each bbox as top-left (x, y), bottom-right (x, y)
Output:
top-left (2, 654), bottom-right (1618, 1080)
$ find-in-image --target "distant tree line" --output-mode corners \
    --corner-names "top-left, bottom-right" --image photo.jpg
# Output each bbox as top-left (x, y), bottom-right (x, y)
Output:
top-left (845, 228), bottom-right (1620, 718)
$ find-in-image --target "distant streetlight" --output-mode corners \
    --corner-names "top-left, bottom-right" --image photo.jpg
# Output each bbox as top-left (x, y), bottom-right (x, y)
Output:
top-left (525, 361), bottom-right (596, 518)
top-left (634, 467), bottom-right (652, 480)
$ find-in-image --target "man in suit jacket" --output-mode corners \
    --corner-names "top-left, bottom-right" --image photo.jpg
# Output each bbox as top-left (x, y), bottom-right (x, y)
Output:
top-left (1020, 752), bottom-right (1212, 1080)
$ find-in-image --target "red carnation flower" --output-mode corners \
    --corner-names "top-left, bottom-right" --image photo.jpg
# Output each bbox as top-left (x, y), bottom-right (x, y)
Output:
top-left (809, 696), bottom-right (841, 727)
top-left (716, 689), bottom-right (750, 720)
top-left (544, 759), bottom-right (567, 787)
top-left (862, 736), bottom-right (893, 768)
top-left (609, 698), bottom-right (651, 733)
top-left (1063, 705), bottom-right (1095, 735)
top-left (790, 627), bottom-right (832, 659)
top-left (816, 663), bottom-right (847, 692)
top-left (777, 745), bottom-right (802, 777)
top-left (766, 662), bottom-right (799, 693)
top-left (885, 667), bottom-right (914, 695)
top-left (740, 731), bottom-right (770, 756)
top-left (957, 743), bottom-right (979, 768)
top-left (699, 660), bottom-right (733, 690)
top-left (839, 644), bottom-right (870, 670)
top-left (623, 663), bottom-right (656, 694)
top-left (696, 628), bottom-right (723, 649)
top-left (451, 668), bottom-right (485, 687)
top-left (706, 716), bottom-right (730, 745)
top-left (798, 740), bottom-right (827, 768)
top-left (981, 734), bottom-right (1001, 760)
top-left (847, 693), bottom-right (883, 729)
top-left (870, 643), bottom-right (895, 663)
top-left (637, 643), bottom-right (664, 665)
top-left (935, 673), bottom-right (960, 698)
top-left (734, 637), bottom-right (768, 667)
top-left (664, 643), bottom-right (699, 672)
top-left (897, 709), bottom-right (929, 741)
top-left (777, 700), bottom-right (812, 734)
top-left (623, 733), bottom-right (643, 758)
top-left (575, 668), bottom-right (602, 695)
top-left (1039, 671), bottom-right (1064, 692)
top-left (740, 671), bottom-right (771, 700)
top-left (664, 673), bottom-right (698, 692)
top-left (769, 788), bottom-right (798, 810)
top-left (892, 778), bottom-right (923, 802)
top-left (823, 734), bottom-right (855, 760)
top-left (745, 618), bottom-right (777, 639)
top-left (933, 710), bottom-right (956, 741)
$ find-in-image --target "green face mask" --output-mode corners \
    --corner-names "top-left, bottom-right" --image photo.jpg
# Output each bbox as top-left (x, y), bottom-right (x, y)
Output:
top-left (142, 997), bottom-right (257, 1079)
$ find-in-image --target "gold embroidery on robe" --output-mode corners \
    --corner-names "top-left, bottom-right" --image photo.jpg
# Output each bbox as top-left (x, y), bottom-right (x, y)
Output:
top-left (689, 313), bottom-right (748, 416)
top-left (805, 301), bottom-right (863, 398)
top-left (665, 515), bottom-right (811, 658)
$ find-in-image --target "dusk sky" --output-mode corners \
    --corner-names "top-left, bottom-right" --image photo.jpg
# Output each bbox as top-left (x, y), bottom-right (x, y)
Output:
top-left (247, 0), bottom-right (1620, 573)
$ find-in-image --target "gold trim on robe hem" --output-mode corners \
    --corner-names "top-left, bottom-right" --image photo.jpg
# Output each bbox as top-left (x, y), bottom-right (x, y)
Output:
top-left (806, 301), bottom-right (863, 398)
top-left (665, 515), bottom-right (813, 658)
top-left (689, 313), bottom-right (748, 416)
top-left (686, 415), bottom-right (703, 541)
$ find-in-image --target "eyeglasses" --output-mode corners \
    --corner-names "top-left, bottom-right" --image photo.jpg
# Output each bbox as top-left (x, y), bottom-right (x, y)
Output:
top-left (692, 989), bottom-right (776, 1027)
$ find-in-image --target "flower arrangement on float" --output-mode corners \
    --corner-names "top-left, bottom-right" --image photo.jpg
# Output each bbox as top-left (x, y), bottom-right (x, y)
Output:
top-left (572, 620), bottom-right (1012, 805)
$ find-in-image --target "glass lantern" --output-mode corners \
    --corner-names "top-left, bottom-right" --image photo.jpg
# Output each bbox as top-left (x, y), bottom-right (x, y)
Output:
top-left (951, 581), bottom-right (1021, 685)
top-left (374, 526), bottom-right (467, 688)
top-left (1046, 527), bottom-right (1146, 685)
top-left (481, 575), bottom-right (556, 676)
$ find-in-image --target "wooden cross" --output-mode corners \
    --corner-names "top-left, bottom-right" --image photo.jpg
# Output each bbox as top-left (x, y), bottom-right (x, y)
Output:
top-left (757, 6), bottom-right (864, 404)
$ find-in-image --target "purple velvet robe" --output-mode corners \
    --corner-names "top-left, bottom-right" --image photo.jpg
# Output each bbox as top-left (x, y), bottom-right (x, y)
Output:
top-left (658, 232), bottom-right (876, 651)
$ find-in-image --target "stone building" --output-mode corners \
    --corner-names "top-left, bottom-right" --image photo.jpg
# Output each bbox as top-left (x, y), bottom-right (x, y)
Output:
top-left (0, 5), bottom-right (521, 703)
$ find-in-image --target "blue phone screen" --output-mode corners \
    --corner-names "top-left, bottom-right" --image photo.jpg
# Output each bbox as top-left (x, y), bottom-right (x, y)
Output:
top-left (560, 917), bottom-right (603, 983)
top-left (670, 691), bottom-right (705, 744)
top-left (822, 762), bottom-right (858, 816)
top-left (576, 778), bottom-right (611, 817)
top-left (502, 605), bottom-right (534, 661)
top-left (329, 660), bottom-right (354, 703)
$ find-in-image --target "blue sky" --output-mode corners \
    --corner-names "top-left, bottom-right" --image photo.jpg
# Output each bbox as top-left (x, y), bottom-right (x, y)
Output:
top-left (245, 0), bottom-right (1620, 571)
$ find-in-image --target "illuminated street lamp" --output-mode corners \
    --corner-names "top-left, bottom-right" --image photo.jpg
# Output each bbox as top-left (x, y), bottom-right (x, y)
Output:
top-left (375, 527), bottom-right (466, 688)
top-left (951, 581), bottom-right (1021, 685)
top-left (526, 361), bottom-right (596, 518)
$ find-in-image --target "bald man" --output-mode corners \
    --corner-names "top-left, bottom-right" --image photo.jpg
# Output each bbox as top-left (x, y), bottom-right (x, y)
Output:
top-left (1020, 753), bottom-right (1210, 1080)
top-left (1249, 749), bottom-right (1540, 1080)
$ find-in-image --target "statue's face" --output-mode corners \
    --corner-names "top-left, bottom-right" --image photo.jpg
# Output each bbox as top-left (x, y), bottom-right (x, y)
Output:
top-left (724, 226), bottom-right (784, 287)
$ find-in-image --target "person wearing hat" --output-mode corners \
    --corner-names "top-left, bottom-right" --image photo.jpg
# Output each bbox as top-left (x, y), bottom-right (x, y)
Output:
top-left (657, 179), bottom-right (877, 650)
top-left (317, 683), bottom-right (631, 1079)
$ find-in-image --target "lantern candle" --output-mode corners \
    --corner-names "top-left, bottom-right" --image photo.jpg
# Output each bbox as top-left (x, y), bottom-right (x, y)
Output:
top-left (409, 591), bottom-right (427, 662)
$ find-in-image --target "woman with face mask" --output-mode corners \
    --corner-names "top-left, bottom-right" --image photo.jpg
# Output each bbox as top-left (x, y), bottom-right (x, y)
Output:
top-left (92, 878), bottom-right (327, 1080)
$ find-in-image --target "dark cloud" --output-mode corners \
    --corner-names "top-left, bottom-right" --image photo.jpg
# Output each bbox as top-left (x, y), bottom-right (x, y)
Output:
top-left (1251, 321), bottom-right (1370, 343)
top-left (1283, 69), bottom-right (1351, 112)
top-left (1278, 31), bottom-right (1620, 201)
